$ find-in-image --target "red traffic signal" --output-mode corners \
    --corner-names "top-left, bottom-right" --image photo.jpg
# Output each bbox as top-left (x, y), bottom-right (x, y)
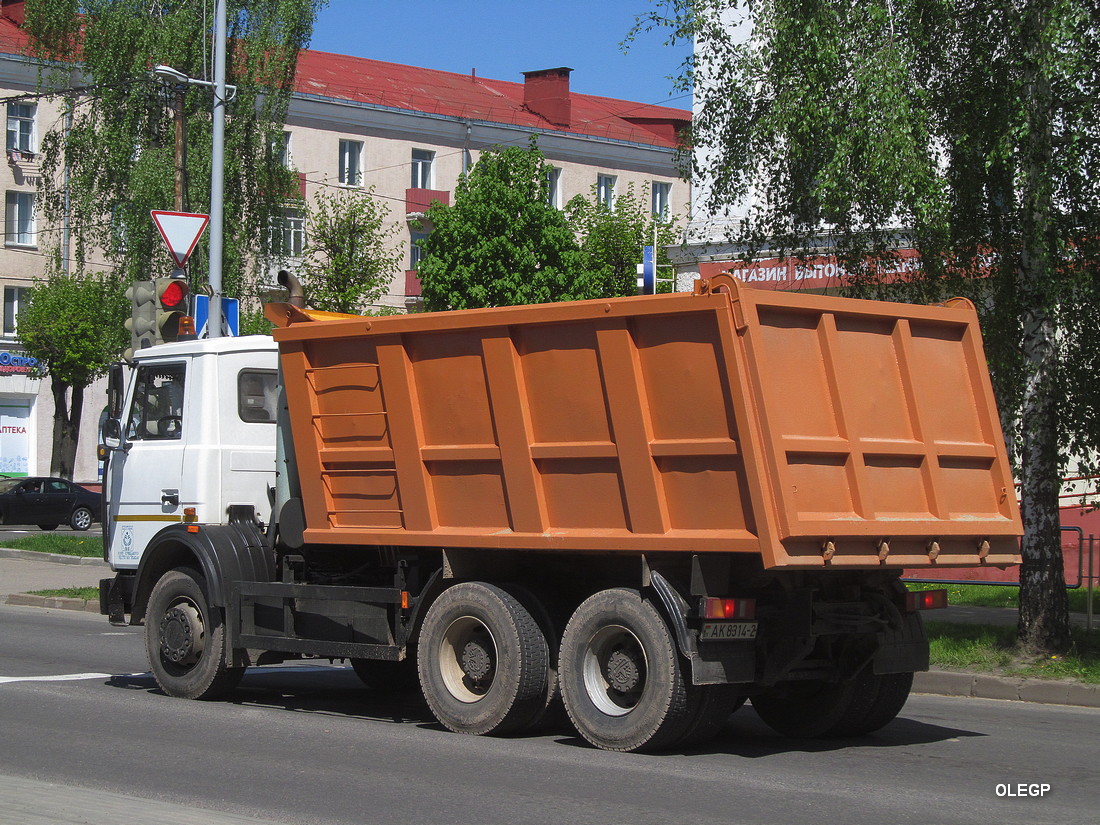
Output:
top-left (153, 277), bottom-right (191, 344)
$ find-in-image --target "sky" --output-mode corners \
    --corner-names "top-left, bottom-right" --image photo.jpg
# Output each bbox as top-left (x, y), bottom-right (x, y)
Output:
top-left (308, 0), bottom-right (691, 110)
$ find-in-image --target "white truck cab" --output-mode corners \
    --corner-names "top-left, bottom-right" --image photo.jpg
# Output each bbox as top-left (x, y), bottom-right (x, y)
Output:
top-left (103, 336), bottom-right (279, 570)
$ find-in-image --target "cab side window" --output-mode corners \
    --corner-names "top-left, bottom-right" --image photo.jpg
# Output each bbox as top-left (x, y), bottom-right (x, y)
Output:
top-left (238, 369), bottom-right (278, 423)
top-left (126, 364), bottom-right (186, 440)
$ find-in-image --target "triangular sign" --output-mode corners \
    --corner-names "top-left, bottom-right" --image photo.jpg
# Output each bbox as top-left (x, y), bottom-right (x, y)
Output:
top-left (151, 210), bottom-right (210, 269)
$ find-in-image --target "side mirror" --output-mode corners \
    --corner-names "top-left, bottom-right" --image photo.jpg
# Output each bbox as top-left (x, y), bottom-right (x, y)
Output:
top-left (101, 418), bottom-right (126, 452)
top-left (107, 363), bottom-right (126, 419)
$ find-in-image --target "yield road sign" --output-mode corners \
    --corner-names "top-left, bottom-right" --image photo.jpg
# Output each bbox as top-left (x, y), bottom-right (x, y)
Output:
top-left (151, 210), bottom-right (210, 268)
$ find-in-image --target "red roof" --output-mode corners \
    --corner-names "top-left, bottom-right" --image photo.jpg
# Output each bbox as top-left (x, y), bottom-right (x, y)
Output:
top-left (0, 9), bottom-right (689, 149)
top-left (294, 49), bottom-right (689, 149)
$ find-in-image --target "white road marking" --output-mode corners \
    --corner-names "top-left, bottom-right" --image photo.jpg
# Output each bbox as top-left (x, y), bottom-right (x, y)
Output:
top-left (0, 672), bottom-right (111, 684)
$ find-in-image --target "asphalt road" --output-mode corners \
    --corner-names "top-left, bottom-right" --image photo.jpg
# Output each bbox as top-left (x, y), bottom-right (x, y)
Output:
top-left (1, 603), bottom-right (1098, 825)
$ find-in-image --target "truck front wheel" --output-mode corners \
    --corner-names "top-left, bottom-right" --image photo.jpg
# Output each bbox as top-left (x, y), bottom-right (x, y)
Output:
top-left (558, 588), bottom-right (693, 752)
top-left (418, 582), bottom-right (550, 736)
top-left (145, 568), bottom-right (242, 700)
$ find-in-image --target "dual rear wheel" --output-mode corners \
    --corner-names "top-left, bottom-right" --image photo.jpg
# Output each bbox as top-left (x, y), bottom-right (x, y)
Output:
top-left (416, 584), bottom-right (742, 752)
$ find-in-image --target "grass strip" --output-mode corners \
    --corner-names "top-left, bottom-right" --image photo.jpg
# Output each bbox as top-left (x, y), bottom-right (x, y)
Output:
top-left (2, 534), bottom-right (102, 557)
top-left (29, 587), bottom-right (99, 600)
top-left (926, 621), bottom-right (1100, 684)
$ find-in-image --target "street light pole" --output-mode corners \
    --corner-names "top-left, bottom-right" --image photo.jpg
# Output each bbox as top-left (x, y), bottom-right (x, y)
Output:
top-left (208, 0), bottom-right (227, 339)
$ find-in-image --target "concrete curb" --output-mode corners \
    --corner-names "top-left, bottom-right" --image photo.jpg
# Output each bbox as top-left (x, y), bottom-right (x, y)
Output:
top-left (0, 547), bottom-right (107, 565)
top-left (5, 592), bottom-right (101, 613)
top-left (913, 669), bottom-right (1100, 709)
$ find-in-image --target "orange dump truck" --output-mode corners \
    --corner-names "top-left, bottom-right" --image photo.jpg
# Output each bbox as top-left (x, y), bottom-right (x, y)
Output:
top-left (99, 276), bottom-right (1021, 752)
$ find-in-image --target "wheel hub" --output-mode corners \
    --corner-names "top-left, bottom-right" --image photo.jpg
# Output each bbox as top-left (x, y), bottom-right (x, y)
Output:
top-left (461, 637), bottom-right (495, 685)
top-left (160, 603), bottom-right (204, 665)
top-left (605, 646), bottom-right (641, 693)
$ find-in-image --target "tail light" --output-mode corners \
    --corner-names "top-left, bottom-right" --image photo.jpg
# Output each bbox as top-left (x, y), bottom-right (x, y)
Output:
top-left (906, 589), bottom-right (948, 612)
top-left (702, 597), bottom-right (756, 620)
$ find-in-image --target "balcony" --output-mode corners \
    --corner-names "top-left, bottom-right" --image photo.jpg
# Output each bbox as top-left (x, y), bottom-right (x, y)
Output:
top-left (405, 188), bottom-right (450, 218)
top-left (405, 269), bottom-right (422, 298)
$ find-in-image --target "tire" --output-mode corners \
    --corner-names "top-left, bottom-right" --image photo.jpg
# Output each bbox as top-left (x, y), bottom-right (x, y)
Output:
top-left (558, 588), bottom-right (692, 752)
top-left (37, 524), bottom-right (58, 531)
top-left (70, 506), bottom-right (94, 531)
top-left (417, 582), bottom-right (550, 736)
top-left (351, 657), bottom-right (419, 693)
top-left (145, 567), bottom-right (243, 700)
top-left (751, 671), bottom-right (878, 739)
top-left (498, 583), bottom-right (564, 731)
top-left (848, 671), bottom-right (913, 735)
top-left (675, 686), bottom-right (746, 749)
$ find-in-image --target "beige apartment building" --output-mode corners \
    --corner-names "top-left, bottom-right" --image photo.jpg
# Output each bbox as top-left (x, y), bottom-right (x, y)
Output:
top-left (0, 1), bottom-right (690, 482)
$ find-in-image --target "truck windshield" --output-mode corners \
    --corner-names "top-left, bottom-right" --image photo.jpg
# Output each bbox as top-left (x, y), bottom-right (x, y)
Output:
top-left (126, 363), bottom-right (186, 440)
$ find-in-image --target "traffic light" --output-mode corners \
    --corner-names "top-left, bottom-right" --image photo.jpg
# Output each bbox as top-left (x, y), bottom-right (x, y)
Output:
top-left (124, 279), bottom-right (157, 360)
top-left (154, 276), bottom-right (190, 344)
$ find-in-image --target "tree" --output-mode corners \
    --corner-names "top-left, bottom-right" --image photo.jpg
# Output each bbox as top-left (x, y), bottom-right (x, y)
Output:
top-left (17, 270), bottom-right (129, 479)
top-left (417, 142), bottom-right (597, 310)
top-left (24, 0), bottom-right (323, 298)
top-left (299, 187), bottom-right (404, 314)
top-left (636, 0), bottom-right (1100, 653)
top-left (567, 182), bottom-right (681, 297)
top-left (21, 0), bottom-right (322, 474)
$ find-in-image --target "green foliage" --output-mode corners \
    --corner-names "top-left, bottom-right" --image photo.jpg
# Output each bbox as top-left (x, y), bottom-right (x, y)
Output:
top-left (300, 186), bottom-right (403, 314)
top-left (24, 0), bottom-right (324, 298)
top-left (566, 182), bottom-right (680, 297)
top-left (18, 270), bottom-right (128, 387)
top-left (417, 142), bottom-right (597, 310)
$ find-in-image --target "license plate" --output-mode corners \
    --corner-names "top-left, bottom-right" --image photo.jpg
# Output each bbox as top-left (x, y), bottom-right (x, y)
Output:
top-left (700, 621), bottom-right (758, 641)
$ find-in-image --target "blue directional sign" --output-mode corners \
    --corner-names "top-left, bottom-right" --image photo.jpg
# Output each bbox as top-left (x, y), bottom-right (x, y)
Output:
top-left (193, 294), bottom-right (240, 338)
top-left (642, 245), bottom-right (656, 294)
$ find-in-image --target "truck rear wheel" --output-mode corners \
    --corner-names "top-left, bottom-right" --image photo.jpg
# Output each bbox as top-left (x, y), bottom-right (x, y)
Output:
top-left (145, 568), bottom-right (242, 700)
top-left (675, 686), bottom-right (746, 749)
top-left (559, 588), bottom-right (692, 752)
top-left (752, 667), bottom-right (882, 739)
top-left (847, 671), bottom-right (914, 735)
top-left (417, 582), bottom-right (550, 736)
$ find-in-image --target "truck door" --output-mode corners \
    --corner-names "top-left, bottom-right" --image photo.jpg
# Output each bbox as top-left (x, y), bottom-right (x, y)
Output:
top-left (105, 360), bottom-right (187, 569)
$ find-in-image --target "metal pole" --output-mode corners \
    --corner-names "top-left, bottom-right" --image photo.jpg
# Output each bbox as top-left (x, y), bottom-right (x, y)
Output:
top-left (61, 98), bottom-right (72, 274)
top-left (207, 0), bottom-right (227, 338)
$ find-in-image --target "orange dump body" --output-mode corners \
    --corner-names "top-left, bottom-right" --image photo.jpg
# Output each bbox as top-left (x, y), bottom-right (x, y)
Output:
top-left (270, 281), bottom-right (1022, 570)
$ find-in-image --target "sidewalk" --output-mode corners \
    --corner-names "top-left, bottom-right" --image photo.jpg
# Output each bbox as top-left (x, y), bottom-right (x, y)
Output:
top-left (2, 548), bottom-right (1099, 709)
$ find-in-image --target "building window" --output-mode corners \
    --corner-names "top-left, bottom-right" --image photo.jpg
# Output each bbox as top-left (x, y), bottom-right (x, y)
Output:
top-left (273, 131), bottom-right (292, 168)
top-left (410, 231), bottom-right (429, 270)
top-left (5, 191), bottom-right (36, 247)
top-left (547, 167), bottom-right (562, 208)
top-left (3, 285), bottom-right (28, 336)
top-left (6, 103), bottom-right (34, 154)
top-left (652, 182), bottom-right (671, 222)
top-left (268, 207), bottom-right (305, 259)
top-left (411, 149), bottom-right (434, 189)
top-left (597, 174), bottom-right (616, 208)
top-left (339, 139), bottom-right (362, 186)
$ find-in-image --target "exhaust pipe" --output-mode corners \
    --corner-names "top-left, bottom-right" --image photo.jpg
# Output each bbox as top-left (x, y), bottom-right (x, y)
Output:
top-left (278, 269), bottom-right (306, 309)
